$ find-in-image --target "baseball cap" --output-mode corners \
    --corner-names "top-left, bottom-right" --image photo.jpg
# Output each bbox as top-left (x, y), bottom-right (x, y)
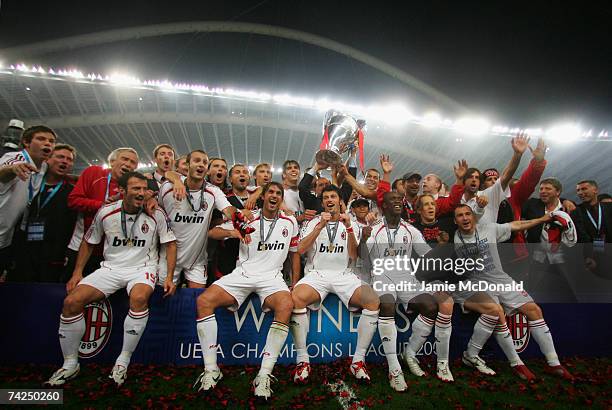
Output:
top-left (350, 198), bottom-right (370, 208)
top-left (402, 171), bottom-right (422, 181)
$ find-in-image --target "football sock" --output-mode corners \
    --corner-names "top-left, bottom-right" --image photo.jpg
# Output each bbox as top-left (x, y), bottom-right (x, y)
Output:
top-left (116, 309), bottom-right (149, 368)
top-left (494, 322), bottom-right (523, 366)
top-left (258, 321), bottom-right (289, 376)
top-left (196, 314), bottom-right (219, 371)
top-left (405, 314), bottom-right (435, 358)
top-left (378, 316), bottom-right (401, 373)
top-left (434, 313), bottom-right (452, 362)
top-left (466, 314), bottom-right (497, 357)
top-left (289, 308), bottom-right (310, 364)
top-left (529, 319), bottom-right (560, 366)
top-left (59, 313), bottom-right (85, 370)
top-left (352, 309), bottom-right (379, 363)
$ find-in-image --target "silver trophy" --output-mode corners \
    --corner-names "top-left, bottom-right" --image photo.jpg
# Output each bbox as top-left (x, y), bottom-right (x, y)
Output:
top-left (315, 110), bottom-right (366, 168)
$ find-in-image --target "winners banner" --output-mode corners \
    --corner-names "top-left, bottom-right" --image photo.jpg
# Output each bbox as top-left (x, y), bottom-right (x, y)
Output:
top-left (0, 283), bottom-right (610, 365)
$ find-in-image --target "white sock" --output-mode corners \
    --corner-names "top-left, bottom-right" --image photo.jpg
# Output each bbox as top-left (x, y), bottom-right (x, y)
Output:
top-left (289, 308), bottom-right (310, 364)
top-left (494, 322), bottom-right (523, 366)
top-left (352, 309), bottom-right (379, 363)
top-left (466, 314), bottom-right (497, 357)
top-left (116, 309), bottom-right (149, 368)
top-left (529, 319), bottom-right (560, 366)
top-left (434, 313), bottom-right (452, 362)
top-left (405, 314), bottom-right (435, 358)
top-left (196, 314), bottom-right (219, 371)
top-left (59, 313), bottom-right (85, 370)
top-left (259, 321), bottom-right (289, 376)
top-left (378, 316), bottom-right (401, 373)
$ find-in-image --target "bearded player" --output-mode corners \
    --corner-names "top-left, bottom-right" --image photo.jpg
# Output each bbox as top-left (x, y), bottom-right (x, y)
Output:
top-left (290, 185), bottom-right (380, 384)
top-left (45, 172), bottom-right (177, 387)
top-left (193, 182), bottom-right (298, 400)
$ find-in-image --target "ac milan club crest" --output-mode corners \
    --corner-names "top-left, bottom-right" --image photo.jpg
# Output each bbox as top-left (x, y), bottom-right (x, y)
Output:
top-left (506, 312), bottom-right (530, 353)
top-left (282, 227), bottom-right (288, 237)
top-left (403, 235), bottom-right (408, 244)
top-left (79, 299), bottom-right (113, 358)
top-left (341, 231), bottom-right (347, 240)
top-left (202, 201), bottom-right (208, 211)
top-left (141, 221), bottom-right (149, 234)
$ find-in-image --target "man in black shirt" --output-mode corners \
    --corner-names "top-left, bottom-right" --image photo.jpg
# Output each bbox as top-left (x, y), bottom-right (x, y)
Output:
top-left (16, 144), bottom-right (77, 282)
top-left (412, 194), bottom-right (456, 245)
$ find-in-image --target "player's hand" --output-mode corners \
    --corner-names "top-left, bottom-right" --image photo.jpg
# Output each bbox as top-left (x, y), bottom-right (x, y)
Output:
top-left (562, 199), bottom-right (576, 212)
top-left (511, 132), bottom-right (530, 154)
top-left (245, 195), bottom-right (259, 210)
top-left (585, 257), bottom-right (597, 272)
top-left (318, 212), bottom-right (331, 228)
top-left (542, 212), bottom-right (554, 223)
top-left (280, 202), bottom-right (295, 216)
top-left (240, 209), bottom-right (254, 221)
top-left (339, 213), bottom-right (352, 228)
top-left (144, 198), bottom-right (158, 217)
top-left (365, 211), bottom-right (378, 225)
top-left (529, 137), bottom-right (548, 162)
top-left (66, 274), bottom-right (83, 293)
top-left (163, 279), bottom-right (177, 298)
top-left (173, 181), bottom-right (186, 201)
top-left (437, 231), bottom-right (450, 244)
top-left (104, 193), bottom-right (121, 204)
top-left (475, 195), bottom-right (489, 209)
top-left (242, 233), bottom-right (252, 245)
top-left (453, 159), bottom-right (468, 180)
top-left (380, 154), bottom-right (394, 174)
top-left (361, 226), bottom-right (372, 242)
top-left (12, 163), bottom-right (38, 181)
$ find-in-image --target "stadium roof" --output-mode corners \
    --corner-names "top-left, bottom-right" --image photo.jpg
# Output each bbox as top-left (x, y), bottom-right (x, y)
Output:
top-left (1, 64), bottom-right (610, 194)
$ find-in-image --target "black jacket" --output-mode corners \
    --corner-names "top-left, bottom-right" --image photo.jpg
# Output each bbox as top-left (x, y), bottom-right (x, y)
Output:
top-left (298, 167), bottom-right (357, 212)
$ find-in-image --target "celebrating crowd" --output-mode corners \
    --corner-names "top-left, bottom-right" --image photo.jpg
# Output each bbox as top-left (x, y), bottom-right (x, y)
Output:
top-left (0, 124), bottom-right (610, 400)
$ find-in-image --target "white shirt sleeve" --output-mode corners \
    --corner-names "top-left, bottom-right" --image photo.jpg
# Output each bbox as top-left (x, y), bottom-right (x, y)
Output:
top-left (410, 227), bottom-right (432, 257)
top-left (84, 207), bottom-right (105, 245)
top-left (154, 209), bottom-right (176, 244)
top-left (484, 179), bottom-right (510, 210)
top-left (289, 215), bottom-right (300, 252)
top-left (495, 223), bottom-right (512, 243)
top-left (211, 185), bottom-right (232, 212)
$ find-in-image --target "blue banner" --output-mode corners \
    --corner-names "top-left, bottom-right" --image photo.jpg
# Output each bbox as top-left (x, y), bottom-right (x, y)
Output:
top-left (0, 283), bottom-right (610, 365)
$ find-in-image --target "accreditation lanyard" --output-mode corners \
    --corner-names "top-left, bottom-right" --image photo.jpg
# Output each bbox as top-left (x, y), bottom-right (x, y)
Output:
top-left (121, 206), bottom-right (143, 246)
top-left (383, 217), bottom-right (400, 249)
top-left (458, 229), bottom-right (481, 257)
top-left (586, 204), bottom-right (602, 236)
top-left (260, 213), bottom-right (279, 243)
top-left (186, 181), bottom-right (207, 212)
top-left (36, 178), bottom-right (63, 217)
top-left (326, 221), bottom-right (340, 251)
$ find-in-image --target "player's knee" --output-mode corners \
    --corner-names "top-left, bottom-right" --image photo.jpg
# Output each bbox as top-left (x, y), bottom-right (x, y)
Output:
top-left (196, 294), bottom-right (215, 313)
top-left (363, 299), bottom-right (380, 312)
top-left (379, 302), bottom-right (395, 317)
top-left (63, 294), bottom-right (84, 314)
top-left (522, 302), bottom-right (542, 319)
top-left (291, 291), bottom-right (308, 309)
top-left (481, 303), bottom-right (500, 318)
top-left (129, 292), bottom-right (150, 310)
top-left (275, 295), bottom-right (294, 315)
top-left (438, 301), bottom-right (454, 315)
top-left (421, 301), bottom-right (438, 319)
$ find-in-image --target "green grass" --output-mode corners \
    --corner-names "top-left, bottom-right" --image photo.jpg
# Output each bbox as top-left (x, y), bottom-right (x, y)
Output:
top-left (1, 357), bottom-right (610, 409)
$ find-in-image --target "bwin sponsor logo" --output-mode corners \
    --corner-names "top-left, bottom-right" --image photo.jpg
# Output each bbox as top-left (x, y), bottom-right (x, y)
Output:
top-left (257, 241), bottom-right (285, 251)
top-left (319, 244), bottom-right (344, 253)
top-left (174, 213), bottom-right (205, 224)
top-left (112, 237), bottom-right (145, 247)
top-left (383, 248), bottom-right (407, 257)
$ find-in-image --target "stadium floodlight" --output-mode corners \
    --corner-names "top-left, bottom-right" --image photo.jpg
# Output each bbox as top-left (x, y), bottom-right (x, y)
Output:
top-left (454, 117), bottom-right (490, 136)
top-left (546, 122), bottom-right (581, 144)
top-left (367, 103), bottom-right (412, 126)
top-left (422, 112), bottom-right (442, 128)
top-left (109, 73), bottom-right (141, 86)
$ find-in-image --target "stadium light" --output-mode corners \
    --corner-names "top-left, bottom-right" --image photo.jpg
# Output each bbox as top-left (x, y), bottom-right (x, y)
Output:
top-left (454, 117), bottom-right (490, 136)
top-left (546, 123), bottom-right (581, 144)
top-left (421, 112), bottom-right (442, 128)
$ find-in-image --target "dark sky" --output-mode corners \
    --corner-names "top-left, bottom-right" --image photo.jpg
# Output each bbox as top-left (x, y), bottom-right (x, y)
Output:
top-left (1, 0), bottom-right (610, 129)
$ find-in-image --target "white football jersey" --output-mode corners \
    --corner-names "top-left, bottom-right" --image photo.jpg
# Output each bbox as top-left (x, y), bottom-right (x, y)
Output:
top-left (222, 210), bottom-right (298, 276)
top-left (367, 218), bottom-right (431, 276)
top-left (462, 179), bottom-right (510, 224)
top-left (301, 216), bottom-right (354, 275)
top-left (84, 201), bottom-right (176, 270)
top-left (158, 179), bottom-right (231, 269)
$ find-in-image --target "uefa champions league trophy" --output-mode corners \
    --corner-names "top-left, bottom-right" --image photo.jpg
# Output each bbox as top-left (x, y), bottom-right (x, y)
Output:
top-left (315, 110), bottom-right (366, 169)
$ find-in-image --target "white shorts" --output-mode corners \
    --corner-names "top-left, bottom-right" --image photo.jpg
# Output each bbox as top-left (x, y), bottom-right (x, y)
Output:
top-left (373, 273), bottom-right (431, 304)
top-left (214, 271), bottom-right (289, 312)
top-left (295, 271), bottom-right (364, 311)
top-left (157, 263), bottom-right (207, 285)
top-left (452, 277), bottom-right (534, 314)
top-left (79, 266), bottom-right (157, 297)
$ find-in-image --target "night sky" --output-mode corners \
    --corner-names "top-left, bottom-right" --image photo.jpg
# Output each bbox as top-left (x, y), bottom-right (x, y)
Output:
top-left (0, 1), bottom-right (610, 129)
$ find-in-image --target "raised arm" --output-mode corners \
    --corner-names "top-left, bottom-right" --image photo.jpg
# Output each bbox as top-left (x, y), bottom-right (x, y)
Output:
top-left (509, 213), bottom-right (552, 232)
top-left (500, 134), bottom-right (529, 190)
